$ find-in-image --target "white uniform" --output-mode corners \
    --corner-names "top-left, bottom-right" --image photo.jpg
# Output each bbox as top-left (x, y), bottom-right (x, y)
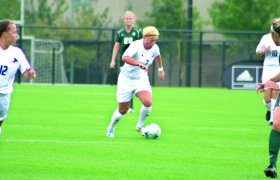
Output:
top-left (116, 39), bottom-right (160, 103)
top-left (256, 34), bottom-right (280, 83)
top-left (0, 45), bottom-right (31, 120)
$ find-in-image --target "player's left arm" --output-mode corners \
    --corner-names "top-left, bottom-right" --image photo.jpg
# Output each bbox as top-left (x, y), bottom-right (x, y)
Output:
top-left (155, 55), bottom-right (165, 80)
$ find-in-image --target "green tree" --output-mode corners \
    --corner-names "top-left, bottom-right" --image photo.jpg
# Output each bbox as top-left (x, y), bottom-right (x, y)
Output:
top-left (22, 0), bottom-right (111, 83)
top-left (0, 0), bottom-right (21, 21)
top-left (137, 0), bottom-right (204, 86)
top-left (139, 0), bottom-right (203, 30)
top-left (208, 0), bottom-right (280, 31)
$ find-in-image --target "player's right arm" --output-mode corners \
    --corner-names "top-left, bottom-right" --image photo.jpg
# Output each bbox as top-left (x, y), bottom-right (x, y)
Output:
top-left (256, 46), bottom-right (271, 57)
top-left (110, 42), bottom-right (120, 68)
top-left (256, 35), bottom-right (270, 57)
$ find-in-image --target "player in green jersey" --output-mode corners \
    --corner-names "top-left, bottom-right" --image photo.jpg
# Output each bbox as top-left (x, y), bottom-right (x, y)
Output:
top-left (110, 10), bottom-right (142, 112)
top-left (256, 17), bottom-right (280, 178)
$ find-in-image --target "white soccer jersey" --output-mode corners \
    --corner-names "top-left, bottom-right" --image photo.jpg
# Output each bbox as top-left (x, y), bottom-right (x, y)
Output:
top-left (0, 46), bottom-right (31, 94)
top-left (256, 34), bottom-right (280, 66)
top-left (121, 39), bottom-right (160, 80)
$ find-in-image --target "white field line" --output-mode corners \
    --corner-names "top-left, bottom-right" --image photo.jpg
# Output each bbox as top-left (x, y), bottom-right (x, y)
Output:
top-left (1, 137), bottom-right (265, 149)
top-left (2, 138), bottom-right (141, 145)
top-left (176, 127), bottom-right (253, 131)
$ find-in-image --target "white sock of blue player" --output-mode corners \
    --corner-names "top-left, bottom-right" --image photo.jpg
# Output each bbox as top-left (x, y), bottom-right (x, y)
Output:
top-left (270, 99), bottom-right (276, 123)
top-left (0, 127), bottom-right (1, 135)
top-left (107, 108), bottom-right (123, 130)
top-left (136, 105), bottom-right (152, 130)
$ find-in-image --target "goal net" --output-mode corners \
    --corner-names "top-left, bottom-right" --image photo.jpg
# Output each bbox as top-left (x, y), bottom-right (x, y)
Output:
top-left (21, 36), bottom-right (68, 84)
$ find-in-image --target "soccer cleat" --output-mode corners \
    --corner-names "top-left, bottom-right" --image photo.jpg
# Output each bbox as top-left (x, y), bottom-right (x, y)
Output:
top-left (136, 125), bottom-right (144, 136)
top-left (266, 111), bottom-right (271, 121)
top-left (264, 164), bottom-right (277, 178)
top-left (106, 128), bottom-right (114, 138)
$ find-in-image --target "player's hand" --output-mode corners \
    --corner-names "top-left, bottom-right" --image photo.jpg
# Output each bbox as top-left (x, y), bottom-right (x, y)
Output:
top-left (256, 83), bottom-right (266, 94)
top-left (24, 68), bottom-right (36, 79)
top-left (256, 81), bottom-right (280, 94)
top-left (138, 64), bottom-right (148, 71)
top-left (265, 80), bottom-right (279, 91)
top-left (263, 46), bottom-right (271, 53)
top-left (110, 61), bottom-right (115, 69)
top-left (158, 70), bottom-right (165, 80)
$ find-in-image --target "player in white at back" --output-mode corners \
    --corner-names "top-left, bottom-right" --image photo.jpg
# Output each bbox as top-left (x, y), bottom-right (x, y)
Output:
top-left (106, 26), bottom-right (165, 137)
top-left (256, 17), bottom-right (280, 125)
top-left (0, 20), bottom-right (36, 135)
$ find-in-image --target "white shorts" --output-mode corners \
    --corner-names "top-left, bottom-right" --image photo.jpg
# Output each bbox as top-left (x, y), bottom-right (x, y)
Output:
top-left (0, 93), bottom-right (11, 121)
top-left (116, 73), bottom-right (152, 103)
top-left (262, 65), bottom-right (280, 86)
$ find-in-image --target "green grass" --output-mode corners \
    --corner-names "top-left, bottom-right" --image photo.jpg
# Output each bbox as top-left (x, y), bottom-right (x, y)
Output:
top-left (0, 84), bottom-right (271, 179)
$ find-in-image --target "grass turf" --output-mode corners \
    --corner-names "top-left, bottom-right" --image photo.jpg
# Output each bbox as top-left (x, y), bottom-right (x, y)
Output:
top-left (0, 84), bottom-right (271, 179)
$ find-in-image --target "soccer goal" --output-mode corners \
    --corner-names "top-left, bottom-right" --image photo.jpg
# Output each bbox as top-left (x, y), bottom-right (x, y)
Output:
top-left (21, 36), bottom-right (68, 84)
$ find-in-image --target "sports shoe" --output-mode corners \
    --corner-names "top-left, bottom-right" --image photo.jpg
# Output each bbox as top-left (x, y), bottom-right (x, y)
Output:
top-left (136, 125), bottom-right (144, 136)
top-left (266, 111), bottom-right (271, 121)
top-left (264, 164), bottom-right (277, 178)
top-left (128, 108), bottom-right (135, 113)
top-left (106, 128), bottom-right (114, 138)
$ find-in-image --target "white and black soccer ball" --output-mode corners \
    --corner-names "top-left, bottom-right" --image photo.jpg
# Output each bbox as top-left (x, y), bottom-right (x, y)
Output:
top-left (143, 123), bottom-right (161, 139)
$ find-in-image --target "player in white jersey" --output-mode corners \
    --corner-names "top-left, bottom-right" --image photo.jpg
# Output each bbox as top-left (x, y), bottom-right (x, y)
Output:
top-left (256, 17), bottom-right (280, 125)
top-left (0, 20), bottom-right (36, 135)
top-left (106, 26), bottom-right (165, 137)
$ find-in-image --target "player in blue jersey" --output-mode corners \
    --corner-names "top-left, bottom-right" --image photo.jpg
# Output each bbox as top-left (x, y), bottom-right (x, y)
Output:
top-left (0, 20), bottom-right (36, 135)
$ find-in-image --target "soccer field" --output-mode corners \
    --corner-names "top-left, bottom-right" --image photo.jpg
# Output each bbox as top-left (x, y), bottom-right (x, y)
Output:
top-left (0, 84), bottom-right (271, 179)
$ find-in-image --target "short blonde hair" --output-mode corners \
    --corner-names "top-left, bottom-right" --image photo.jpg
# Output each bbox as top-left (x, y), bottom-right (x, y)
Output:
top-left (272, 17), bottom-right (280, 24)
top-left (143, 26), bottom-right (159, 37)
top-left (124, 10), bottom-right (135, 18)
top-left (271, 17), bottom-right (280, 34)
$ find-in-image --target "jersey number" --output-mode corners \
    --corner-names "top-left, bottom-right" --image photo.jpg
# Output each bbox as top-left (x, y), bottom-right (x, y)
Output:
top-left (0, 65), bottom-right (8, 76)
top-left (124, 37), bottom-right (133, 45)
top-left (272, 50), bottom-right (278, 57)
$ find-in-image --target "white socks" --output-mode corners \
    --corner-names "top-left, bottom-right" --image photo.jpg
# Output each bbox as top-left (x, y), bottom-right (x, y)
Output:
top-left (136, 105), bottom-right (152, 129)
top-left (263, 99), bottom-right (271, 111)
top-left (270, 99), bottom-right (276, 123)
top-left (107, 109), bottom-right (123, 130)
top-left (0, 127), bottom-right (2, 135)
top-left (107, 105), bottom-right (152, 132)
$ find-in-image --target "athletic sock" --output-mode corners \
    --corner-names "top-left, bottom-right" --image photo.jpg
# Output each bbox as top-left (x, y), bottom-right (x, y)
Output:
top-left (270, 99), bottom-right (276, 123)
top-left (264, 99), bottom-right (271, 111)
top-left (107, 109), bottom-right (124, 130)
top-left (0, 127), bottom-right (1, 135)
top-left (136, 105), bottom-right (152, 128)
top-left (269, 129), bottom-right (280, 167)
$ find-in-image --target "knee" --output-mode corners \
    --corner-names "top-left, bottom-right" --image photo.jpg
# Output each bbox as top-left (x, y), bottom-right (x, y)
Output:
top-left (143, 101), bottom-right (152, 107)
top-left (273, 122), bottom-right (280, 131)
top-left (119, 107), bottom-right (129, 115)
top-left (264, 97), bottom-right (271, 103)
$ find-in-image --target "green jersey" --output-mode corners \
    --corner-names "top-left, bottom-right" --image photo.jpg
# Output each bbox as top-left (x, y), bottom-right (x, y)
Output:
top-left (116, 27), bottom-right (142, 66)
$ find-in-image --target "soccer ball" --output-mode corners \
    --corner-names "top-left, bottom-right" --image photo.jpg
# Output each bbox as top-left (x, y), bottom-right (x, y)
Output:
top-left (143, 123), bottom-right (161, 139)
